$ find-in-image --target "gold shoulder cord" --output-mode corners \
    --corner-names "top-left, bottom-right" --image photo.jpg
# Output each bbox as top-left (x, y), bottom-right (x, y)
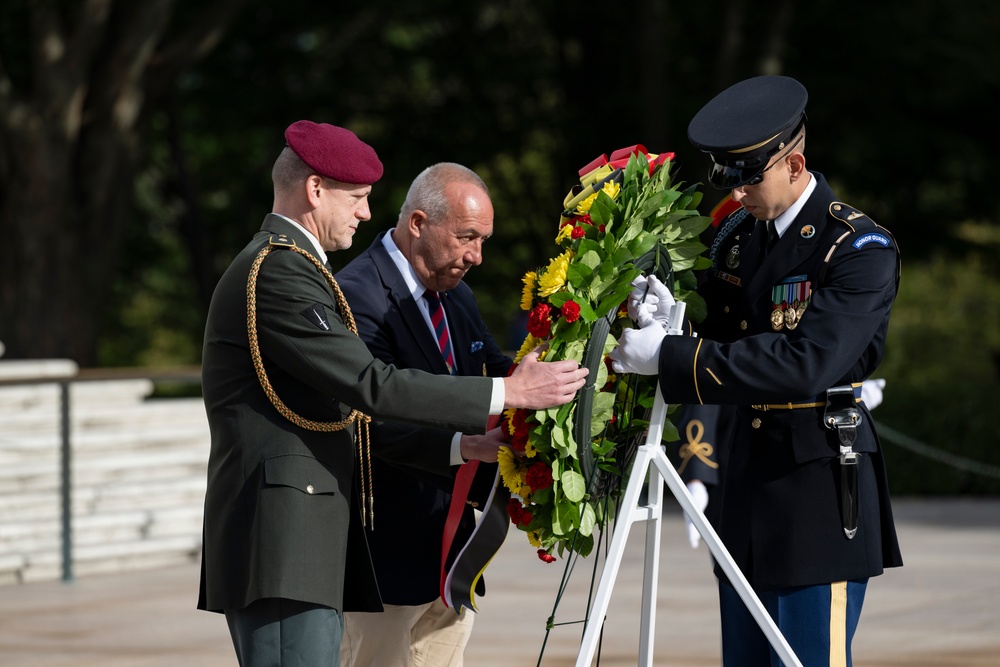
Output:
top-left (246, 238), bottom-right (375, 528)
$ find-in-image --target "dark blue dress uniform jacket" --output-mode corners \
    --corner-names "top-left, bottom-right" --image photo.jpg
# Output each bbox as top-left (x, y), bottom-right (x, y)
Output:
top-left (336, 232), bottom-right (512, 606)
top-left (656, 173), bottom-right (903, 591)
top-left (198, 216), bottom-right (496, 615)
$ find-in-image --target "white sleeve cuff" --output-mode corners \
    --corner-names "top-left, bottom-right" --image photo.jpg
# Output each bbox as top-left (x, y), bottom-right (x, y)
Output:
top-left (450, 432), bottom-right (465, 465)
top-left (489, 377), bottom-right (505, 415)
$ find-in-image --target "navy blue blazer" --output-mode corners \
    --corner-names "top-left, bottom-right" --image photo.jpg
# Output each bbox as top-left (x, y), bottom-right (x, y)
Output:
top-left (336, 232), bottom-right (512, 605)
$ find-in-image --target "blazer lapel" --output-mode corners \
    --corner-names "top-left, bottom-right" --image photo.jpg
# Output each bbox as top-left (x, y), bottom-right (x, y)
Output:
top-left (369, 235), bottom-right (452, 374)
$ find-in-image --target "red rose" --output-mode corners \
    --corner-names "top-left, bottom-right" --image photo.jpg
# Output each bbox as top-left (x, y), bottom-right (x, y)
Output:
top-left (561, 300), bottom-right (581, 323)
top-left (527, 303), bottom-right (552, 339)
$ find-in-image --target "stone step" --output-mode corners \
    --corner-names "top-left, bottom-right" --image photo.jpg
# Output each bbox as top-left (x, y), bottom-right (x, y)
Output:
top-left (0, 476), bottom-right (207, 522)
top-left (0, 423), bottom-right (209, 459)
top-left (1, 398), bottom-right (207, 437)
top-left (0, 505), bottom-right (204, 554)
top-left (0, 379), bottom-right (155, 412)
top-left (12, 534), bottom-right (203, 585)
top-left (0, 447), bottom-right (209, 494)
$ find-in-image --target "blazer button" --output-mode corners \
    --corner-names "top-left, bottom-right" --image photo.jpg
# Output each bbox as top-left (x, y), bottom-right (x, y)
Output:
top-left (751, 418), bottom-right (762, 429)
top-left (306, 484), bottom-right (315, 494)
top-left (723, 306), bottom-right (730, 313)
top-left (740, 320), bottom-right (748, 330)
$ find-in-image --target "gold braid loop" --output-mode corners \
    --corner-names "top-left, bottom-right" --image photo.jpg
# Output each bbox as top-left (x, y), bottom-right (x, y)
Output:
top-left (676, 418), bottom-right (719, 476)
top-left (247, 237), bottom-right (376, 528)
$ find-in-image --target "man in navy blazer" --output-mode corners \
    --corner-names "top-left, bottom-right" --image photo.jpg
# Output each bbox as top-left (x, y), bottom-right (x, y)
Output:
top-left (336, 163), bottom-right (511, 667)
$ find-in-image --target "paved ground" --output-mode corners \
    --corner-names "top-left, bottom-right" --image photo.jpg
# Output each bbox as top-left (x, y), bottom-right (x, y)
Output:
top-left (1, 497), bottom-right (998, 666)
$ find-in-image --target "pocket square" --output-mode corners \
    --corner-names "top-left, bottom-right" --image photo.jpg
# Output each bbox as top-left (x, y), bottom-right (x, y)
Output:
top-left (469, 341), bottom-right (484, 353)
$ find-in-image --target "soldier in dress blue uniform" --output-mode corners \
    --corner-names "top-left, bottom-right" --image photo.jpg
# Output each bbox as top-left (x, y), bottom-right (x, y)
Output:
top-left (611, 76), bottom-right (903, 667)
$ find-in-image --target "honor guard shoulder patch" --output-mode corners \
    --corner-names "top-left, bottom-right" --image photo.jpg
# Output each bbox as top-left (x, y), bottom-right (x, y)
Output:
top-left (301, 303), bottom-right (332, 331)
top-left (852, 233), bottom-right (891, 249)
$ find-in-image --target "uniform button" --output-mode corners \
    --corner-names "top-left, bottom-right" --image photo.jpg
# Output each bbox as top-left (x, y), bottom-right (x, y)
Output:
top-left (751, 418), bottom-right (762, 429)
top-left (740, 320), bottom-right (748, 330)
top-left (723, 306), bottom-right (730, 313)
top-left (306, 484), bottom-right (315, 494)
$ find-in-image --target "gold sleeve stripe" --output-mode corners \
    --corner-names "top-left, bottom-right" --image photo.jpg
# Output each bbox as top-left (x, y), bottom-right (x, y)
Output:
top-left (692, 338), bottom-right (705, 404)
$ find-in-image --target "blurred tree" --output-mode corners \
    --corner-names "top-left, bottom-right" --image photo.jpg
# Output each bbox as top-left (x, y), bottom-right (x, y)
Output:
top-left (0, 0), bottom-right (248, 364)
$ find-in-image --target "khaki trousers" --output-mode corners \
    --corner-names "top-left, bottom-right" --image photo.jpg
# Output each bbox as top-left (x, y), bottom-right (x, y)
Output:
top-left (340, 598), bottom-right (474, 667)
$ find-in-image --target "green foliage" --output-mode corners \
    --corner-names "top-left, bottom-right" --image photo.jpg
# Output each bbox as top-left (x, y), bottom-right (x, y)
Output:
top-left (500, 152), bottom-right (711, 558)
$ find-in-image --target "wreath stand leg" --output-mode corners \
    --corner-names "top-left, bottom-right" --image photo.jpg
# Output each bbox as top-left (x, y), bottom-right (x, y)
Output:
top-left (575, 315), bottom-right (803, 667)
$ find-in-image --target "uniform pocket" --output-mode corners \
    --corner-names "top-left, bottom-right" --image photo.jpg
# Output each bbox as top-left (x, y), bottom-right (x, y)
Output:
top-left (263, 454), bottom-right (340, 496)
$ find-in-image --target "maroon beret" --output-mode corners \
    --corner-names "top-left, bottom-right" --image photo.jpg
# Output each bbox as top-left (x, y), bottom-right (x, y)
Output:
top-left (283, 120), bottom-right (384, 185)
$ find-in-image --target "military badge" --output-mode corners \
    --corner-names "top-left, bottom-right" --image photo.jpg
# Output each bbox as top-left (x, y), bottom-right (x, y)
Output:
top-left (726, 245), bottom-right (740, 269)
top-left (800, 225), bottom-right (816, 238)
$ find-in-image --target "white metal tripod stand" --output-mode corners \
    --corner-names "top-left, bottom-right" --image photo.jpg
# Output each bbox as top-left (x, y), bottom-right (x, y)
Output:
top-left (574, 303), bottom-right (802, 667)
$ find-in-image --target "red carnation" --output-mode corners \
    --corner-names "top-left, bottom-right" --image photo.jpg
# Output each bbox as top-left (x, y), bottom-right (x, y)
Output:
top-left (537, 549), bottom-right (557, 563)
top-left (507, 499), bottom-right (533, 527)
top-left (571, 225), bottom-right (586, 239)
top-left (525, 461), bottom-right (553, 492)
top-left (527, 303), bottom-right (553, 339)
top-left (561, 300), bottom-right (581, 323)
top-left (576, 214), bottom-right (592, 226)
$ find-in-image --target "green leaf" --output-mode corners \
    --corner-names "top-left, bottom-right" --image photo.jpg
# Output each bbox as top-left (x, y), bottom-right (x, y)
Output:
top-left (552, 499), bottom-right (580, 536)
top-left (561, 469), bottom-right (586, 502)
top-left (578, 502), bottom-right (597, 537)
top-left (590, 390), bottom-right (616, 437)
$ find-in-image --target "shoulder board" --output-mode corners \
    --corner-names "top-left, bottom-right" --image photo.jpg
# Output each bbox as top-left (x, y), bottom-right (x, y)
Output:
top-left (818, 202), bottom-right (900, 288)
top-left (269, 234), bottom-right (298, 248)
top-left (829, 201), bottom-right (878, 230)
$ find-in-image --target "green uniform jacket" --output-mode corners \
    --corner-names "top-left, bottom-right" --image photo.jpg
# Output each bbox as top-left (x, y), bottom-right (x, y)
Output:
top-left (198, 215), bottom-right (494, 614)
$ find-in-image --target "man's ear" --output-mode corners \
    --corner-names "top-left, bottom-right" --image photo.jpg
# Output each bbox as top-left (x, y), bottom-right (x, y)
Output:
top-left (305, 174), bottom-right (324, 207)
top-left (408, 209), bottom-right (428, 237)
top-left (787, 152), bottom-right (807, 181)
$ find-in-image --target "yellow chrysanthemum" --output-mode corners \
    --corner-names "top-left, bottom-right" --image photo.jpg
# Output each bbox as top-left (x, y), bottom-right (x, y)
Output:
top-left (554, 223), bottom-right (573, 245)
top-left (503, 408), bottom-right (518, 436)
top-left (514, 333), bottom-right (542, 363)
top-left (527, 530), bottom-right (542, 548)
top-left (520, 271), bottom-right (537, 311)
top-left (573, 180), bottom-right (621, 215)
top-left (524, 440), bottom-right (537, 458)
top-left (602, 180), bottom-right (621, 200)
top-left (498, 446), bottom-right (522, 494)
top-left (574, 191), bottom-right (598, 215)
top-left (537, 250), bottom-right (573, 297)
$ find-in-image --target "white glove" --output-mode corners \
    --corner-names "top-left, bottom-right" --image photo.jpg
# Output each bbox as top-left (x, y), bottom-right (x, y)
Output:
top-left (685, 480), bottom-right (709, 549)
top-left (608, 307), bottom-right (666, 375)
top-left (861, 378), bottom-right (886, 410)
top-left (627, 275), bottom-right (675, 327)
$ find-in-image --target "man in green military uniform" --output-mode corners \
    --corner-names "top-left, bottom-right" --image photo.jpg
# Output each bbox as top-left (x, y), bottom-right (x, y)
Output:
top-left (198, 120), bottom-right (588, 666)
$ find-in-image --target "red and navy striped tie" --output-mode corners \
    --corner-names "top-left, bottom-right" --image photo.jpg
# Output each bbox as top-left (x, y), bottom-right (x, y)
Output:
top-left (425, 290), bottom-right (456, 374)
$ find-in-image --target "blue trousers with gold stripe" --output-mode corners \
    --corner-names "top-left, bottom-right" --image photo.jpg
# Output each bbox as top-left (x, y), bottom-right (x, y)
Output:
top-left (719, 578), bottom-right (868, 667)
